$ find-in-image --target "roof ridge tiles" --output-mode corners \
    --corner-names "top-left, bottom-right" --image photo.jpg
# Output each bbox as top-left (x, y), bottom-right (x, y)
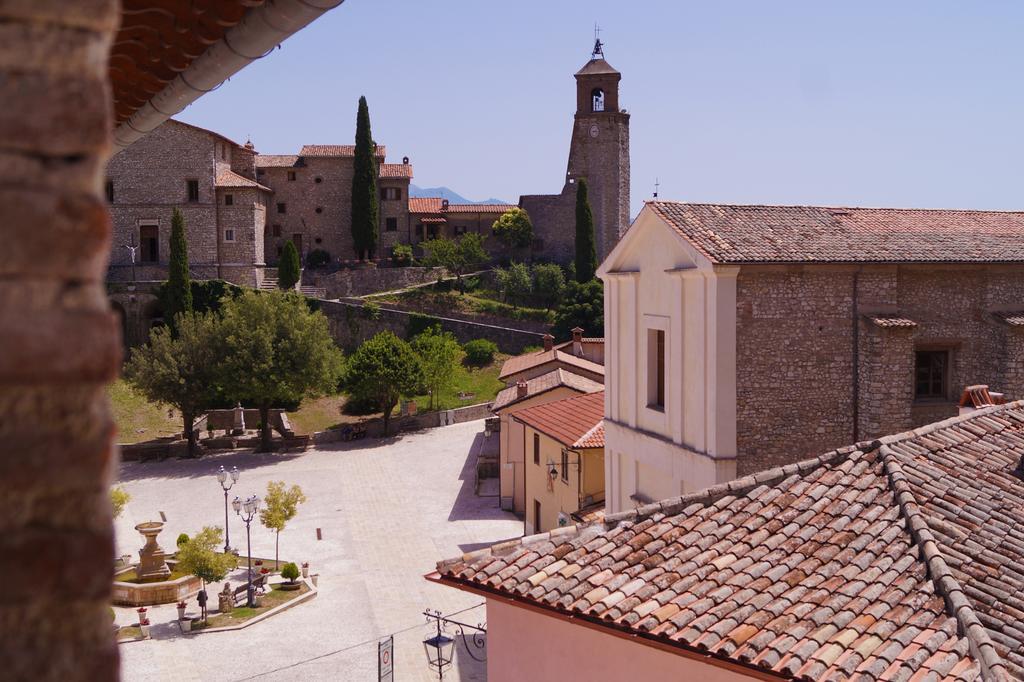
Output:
top-left (880, 447), bottom-right (1011, 681)
top-left (649, 199), bottom-right (1024, 217)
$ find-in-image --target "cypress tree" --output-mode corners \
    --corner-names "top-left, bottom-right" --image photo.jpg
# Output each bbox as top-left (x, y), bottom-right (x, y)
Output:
top-left (574, 178), bottom-right (598, 283)
top-left (166, 207), bottom-right (193, 326)
top-left (351, 96), bottom-right (379, 260)
top-left (278, 240), bottom-right (301, 290)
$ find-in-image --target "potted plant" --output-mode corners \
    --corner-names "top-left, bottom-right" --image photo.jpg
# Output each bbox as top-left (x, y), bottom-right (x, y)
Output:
top-left (260, 567), bottom-right (270, 576)
top-left (301, 561), bottom-right (309, 579)
top-left (280, 562), bottom-right (301, 590)
top-left (137, 608), bottom-right (150, 639)
top-left (254, 560), bottom-right (263, 568)
top-left (176, 601), bottom-right (186, 620)
top-left (181, 616), bottom-right (193, 633)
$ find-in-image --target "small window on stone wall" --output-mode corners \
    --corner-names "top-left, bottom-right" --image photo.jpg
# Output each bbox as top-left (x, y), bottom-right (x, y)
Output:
top-left (224, 229), bottom-right (235, 242)
top-left (277, 202), bottom-right (286, 214)
top-left (386, 217), bottom-right (398, 232)
top-left (915, 350), bottom-right (949, 401)
top-left (105, 180), bottom-right (114, 203)
top-left (272, 224), bottom-right (281, 237)
top-left (287, 171), bottom-right (296, 181)
top-left (315, 237), bottom-right (322, 245)
top-left (647, 329), bottom-right (665, 410)
top-left (315, 207), bottom-right (323, 214)
top-left (186, 179), bottom-right (199, 203)
top-left (224, 194), bottom-right (233, 206)
top-left (315, 176), bottom-right (323, 184)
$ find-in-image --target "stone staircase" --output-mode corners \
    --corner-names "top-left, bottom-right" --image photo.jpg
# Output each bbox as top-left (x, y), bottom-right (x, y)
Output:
top-left (257, 268), bottom-right (326, 298)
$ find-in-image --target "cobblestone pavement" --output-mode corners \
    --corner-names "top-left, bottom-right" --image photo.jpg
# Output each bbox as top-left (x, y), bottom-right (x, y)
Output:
top-left (115, 420), bottom-right (521, 681)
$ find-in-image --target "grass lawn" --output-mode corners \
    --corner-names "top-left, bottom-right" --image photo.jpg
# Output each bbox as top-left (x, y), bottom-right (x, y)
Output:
top-left (286, 395), bottom-right (357, 435)
top-left (116, 625), bottom-right (142, 641)
top-left (108, 379), bottom-right (181, 444)
top-left (367, 285), bottom-right (554, 325)
top-left (193, 582), bottom-right (309, 630)
top-left (411, 354), bottom-right (507, 412)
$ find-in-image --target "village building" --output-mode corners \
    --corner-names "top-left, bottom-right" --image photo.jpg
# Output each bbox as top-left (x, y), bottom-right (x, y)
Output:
top-left (492, 371), bottom-right (604, 515)
top-left (498, 330), bottom-right (605, 385)
top-left (598, 200), bottom-right (1024, 513)
top-left (433, 400), bottom-right (1024, 681)
top-left (511, 391), bottom-right (606, 535)
top-left (407, 197), bottom-right (517, 253)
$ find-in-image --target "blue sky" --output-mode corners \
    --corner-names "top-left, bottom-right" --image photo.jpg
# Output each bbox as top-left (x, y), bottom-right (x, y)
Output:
top-left (177, 1), bottom-right (1024, 218)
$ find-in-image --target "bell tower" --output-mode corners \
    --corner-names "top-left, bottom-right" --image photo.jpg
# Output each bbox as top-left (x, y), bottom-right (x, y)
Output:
top-left (565, 36), bottom-right (630, 261)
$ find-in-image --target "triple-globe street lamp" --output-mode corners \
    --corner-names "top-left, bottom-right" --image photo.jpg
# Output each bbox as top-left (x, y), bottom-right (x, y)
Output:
top-left (216, 466), bottom-right (240, 553)
top-left (232, 494), bottom-right (260, 608)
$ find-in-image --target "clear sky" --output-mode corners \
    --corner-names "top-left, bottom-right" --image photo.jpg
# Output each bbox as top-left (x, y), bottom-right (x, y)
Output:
top-left (177, 0), bottom-right (1024, 218)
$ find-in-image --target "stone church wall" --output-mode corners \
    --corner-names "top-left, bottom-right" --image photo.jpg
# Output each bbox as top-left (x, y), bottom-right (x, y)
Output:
top-left (520, 189), bottom-right (578, 264)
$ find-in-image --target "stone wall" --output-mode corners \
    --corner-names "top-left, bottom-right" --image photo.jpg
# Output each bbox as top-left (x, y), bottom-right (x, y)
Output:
top-left (735, 263), bottom-right (1024, 476)
top-left (519, 190), bottom-right (578, 264)
top-left (304, 265), bottom-right (446, 299)
top-left (319, 300), bottom-right (543, 353)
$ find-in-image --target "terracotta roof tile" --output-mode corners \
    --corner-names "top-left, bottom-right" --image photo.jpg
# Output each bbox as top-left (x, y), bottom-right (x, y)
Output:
top-left (408, 197), bottom-right (515, 215)
top-left (443, 203), bottom-right (515, 214)
top-left (649, 201), bottom-right (1024, 264)
top-left (574, 421), bottom-right (605, 449)
top-left (436, 402), bottom-right (1024, 680)
top-left (215, 168), bottom-right (271, 192)
top-left (299, 144), bottom-right (385, 157)
top-left (409, 197), bottom-right (444, 214)
top-left (512, 392), bottom-right (604, 448)
top-left (491, 368), bottom-right (603, 412)
top-left (379, 163), bottom-right (412, 179)
top-left (254, 154), bottom-right (298, 168)
top-left (995, 312), bottom-right (1024, 327)
top-left (499, 348), bottom-right (605, 381)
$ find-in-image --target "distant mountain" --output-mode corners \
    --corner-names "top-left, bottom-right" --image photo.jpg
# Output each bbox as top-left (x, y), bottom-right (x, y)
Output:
top-left (409, 184), bottom-right (509, 205)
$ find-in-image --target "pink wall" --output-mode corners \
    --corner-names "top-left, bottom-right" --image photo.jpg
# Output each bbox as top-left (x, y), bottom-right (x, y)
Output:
top-left (486, 598), bottom-right (759, 682)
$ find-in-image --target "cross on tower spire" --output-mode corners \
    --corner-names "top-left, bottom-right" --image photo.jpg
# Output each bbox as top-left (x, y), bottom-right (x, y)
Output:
top-left (592, 23), bottom-right (604, 58)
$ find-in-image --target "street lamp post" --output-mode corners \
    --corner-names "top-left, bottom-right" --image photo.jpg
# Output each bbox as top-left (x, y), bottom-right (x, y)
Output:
top-left (233, 494), bottom-right (260, 608)
top-left (422, 610), bottom-right (487, 680)
top-left (216, 466), bottom-right (240, 553)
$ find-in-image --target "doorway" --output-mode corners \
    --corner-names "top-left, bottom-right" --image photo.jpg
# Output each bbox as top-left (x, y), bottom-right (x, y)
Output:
top-left (140, 223), bottom-right (159, 263)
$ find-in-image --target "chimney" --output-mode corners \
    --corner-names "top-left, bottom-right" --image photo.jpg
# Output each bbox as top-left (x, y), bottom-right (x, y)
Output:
top-left (516, 380), bottom-right (528, 399)
top-left (958, 384), bottom-right (1005, 416)
top-left (542, 333), bottom-right (554, 352)
top-left (571, 327), bottom-right (584, 356)
top-left (442, 198), bottom-right (450, 210)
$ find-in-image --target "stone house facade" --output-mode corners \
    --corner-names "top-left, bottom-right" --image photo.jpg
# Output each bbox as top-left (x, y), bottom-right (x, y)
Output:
top-left (598, 200), bottom-right (1024, 513)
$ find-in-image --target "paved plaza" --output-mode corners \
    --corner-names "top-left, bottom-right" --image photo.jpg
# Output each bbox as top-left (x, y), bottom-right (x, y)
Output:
top-left (114, 420), bottom-right (521, 681)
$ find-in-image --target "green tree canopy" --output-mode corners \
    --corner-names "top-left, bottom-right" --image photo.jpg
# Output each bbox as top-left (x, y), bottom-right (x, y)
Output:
top-left (342, 331), bottom-right (423, 435)
top-left (574, 178), bottom-right (598, 283)
top-left (124, 311), bottom-right (224, 456)
top-left (110, 487), bottom-right (130, 519)
top-left (420, 232), bottom-right (488, 293)
top-left (553, 279), bottom-right (604, 339)
top-left (259, 481), bottom-right (307, 568)
top-left (219, 290), bottom-right (344, 451)
top-left (491, 207), bottom-right (533, 253)
top-left (175, 526), bottom-right (237, 601)
top-left (411, 326), bottom-right (462, 410)
top-left (497, 262), bottom-right (532, 307)
top-left (278, 240), bottom-right (301, 290)
top-left (165, 208), bottom-right (193, 328)
top-left (531, 263), bottom-right (566, 309)
top-left (351, 96), bottom-right (379, 260)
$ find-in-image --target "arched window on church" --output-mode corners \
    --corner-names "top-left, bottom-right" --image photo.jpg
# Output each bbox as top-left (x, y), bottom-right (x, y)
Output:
top-left (591, 88), bottom-right (605, 112)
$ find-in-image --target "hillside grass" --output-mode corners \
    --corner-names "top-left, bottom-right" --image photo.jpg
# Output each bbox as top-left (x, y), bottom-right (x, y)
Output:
top-left (410, 354), bottom-right (507, 412)
top-left (108, 379), bottom-right (181, 444)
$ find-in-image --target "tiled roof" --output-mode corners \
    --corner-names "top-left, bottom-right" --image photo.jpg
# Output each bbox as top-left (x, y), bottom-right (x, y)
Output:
top-left (215, 168), bottom-right (271, 192)
top-left (409, 197), bottom-right (444, 214)
top-left (995, 312), bottom-right (1024, 327)
top-left (573, 420), bottom-right (605, 449)
top-left (498, 348), bottom-right (605, 381)
top-left (491, 368), bottom-right (603, 412)
top-left (443, 203), bottom-right (515, 214)
top-left (512, 392), bottom-right (605, 448)
top-left (575, 58), bottom-right (620, 77)
top-left (867, 316), bottom-right (918, 328)
top-left (255, 155), bottom-right (298, 168)
top-left (437, 402), bottom-right (1024, 680)
top-left (571, 500), bottom-right (606, 525)
top-left (420, 217), bottom-right (447, 224)
top-left (299, 144), bottom-right (386, 157)
top-left (648, 201), bottom-right (1024, 264)
top-left (379, 163), bottom-right (413, 179)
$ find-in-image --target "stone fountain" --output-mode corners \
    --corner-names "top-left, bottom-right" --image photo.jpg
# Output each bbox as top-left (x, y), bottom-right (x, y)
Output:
top-left (134, 521), bottom-right (171, 582)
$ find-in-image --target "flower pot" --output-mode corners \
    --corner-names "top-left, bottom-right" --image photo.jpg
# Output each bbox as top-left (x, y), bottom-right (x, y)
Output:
top-left (301, 565), bottom-right (309, 579)
top-left (177, 606), bottom-right (186, 620)
top-left (311, 573), bottom-right (319, 587)
top-left (182, 618), bottom-right (192, 632)
top-left (139, 624), bottom-right (151, 639)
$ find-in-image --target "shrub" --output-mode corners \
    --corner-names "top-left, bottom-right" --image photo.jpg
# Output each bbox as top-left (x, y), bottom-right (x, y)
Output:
top-left (407, 312), bottom-right (441, 338)
top-left (278, 240), bottom-right (301, 290)
top-left (496, 262), bottom-right (532, 307)
top-left (306, 248), bottom-right (331, 268)
top-left (176, 533), bottom-right (190, 548)
top-left (281, 562), bottom-right (301, 582)
top-left (391, 243), bottom-right (414, 266)
top-left (362, 301), bottom-right (381, 320)
top-left (532, 262), bottom-right (566, 309)
top-left (463, 339), bottom-right (498, 366)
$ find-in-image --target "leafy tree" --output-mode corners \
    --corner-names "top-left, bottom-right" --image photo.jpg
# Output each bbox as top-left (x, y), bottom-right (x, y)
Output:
top-left (124, 311), bottom-right (223, 457)
top-left (278, 240), bottom-right (301, 290)
top-left (281, 562), bottom-right (300, 583)
top-left (259, 481), bottom-right (307, 569)
top-left (463, 339), bottom-right (497, 366)
top-left (420, 232), bottom-right (488, 293)
top-left (574, 178), bottom-right (598, 283)
top-left (391, 243), bottom-right (414, 266)
top-left (165, 208), bottom-right (193, 329)
top-left (175, 526), bottom-right (237, 618)
top-left (553, 279), bottom-right (604, 339)
top-left (306, 248), bottom-right (330, 269)
top-left (411, 326), bottom-right (461, 410)
top-left (492, 207), bottom-right (533, 257)
top-left (219, 290), bottom-right (344, 451)
top-left (110, 487), bottom-right (130, 519)
top-left (342, 331), bottom-right (423, 435)
top-left (351, 96), bottom-right (379, 260)
top-left (497, 262), bottom-right (532, 307)
top-left (532, 263), bottom-right (566, 309)
top-left (176, 533), bottom-right (190, 548)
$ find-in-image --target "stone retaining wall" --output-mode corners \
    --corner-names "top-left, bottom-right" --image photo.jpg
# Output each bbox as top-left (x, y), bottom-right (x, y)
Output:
top-left (304, 266), bottom-right (446, 299)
